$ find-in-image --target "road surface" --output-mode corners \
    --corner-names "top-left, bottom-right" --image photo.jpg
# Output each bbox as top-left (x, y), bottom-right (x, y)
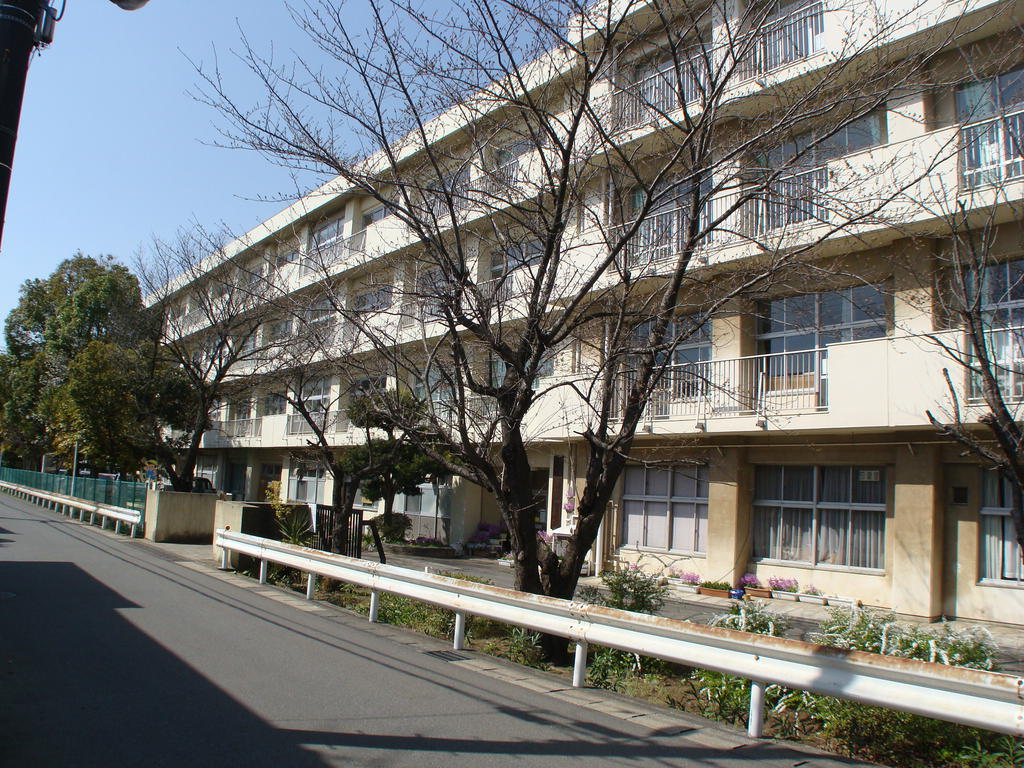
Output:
top-left (0, 491), bottom-right (863, 767)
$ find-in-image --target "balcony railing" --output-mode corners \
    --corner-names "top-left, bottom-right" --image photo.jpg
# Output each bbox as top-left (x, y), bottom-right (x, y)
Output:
top-left (740, 1), bottom-right (825, 80)
top-left (286, 411), bottom-right (349, 436)
top-left (214, 418), bottom-right (263, 439)
top-left (960, 108), bottom-right (1024, 189)
top-left (613, 59), bottom-right (705, 130)
top-left (474, 161), bottom-right (524, 199)
top-left (302, 230), bottom-right (367, 275)
top-left (746, 166), bottom-right (829, 235)
top-left (615, 348), bottom-right (827, 421)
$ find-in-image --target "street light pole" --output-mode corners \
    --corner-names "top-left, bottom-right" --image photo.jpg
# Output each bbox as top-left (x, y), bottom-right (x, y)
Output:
top-left (0, 0), bottom-right (151, 248)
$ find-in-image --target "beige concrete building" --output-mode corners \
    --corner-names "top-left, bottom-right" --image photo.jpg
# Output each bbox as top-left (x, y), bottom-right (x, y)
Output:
top-left (168, 0), bottom-right (1024, 624)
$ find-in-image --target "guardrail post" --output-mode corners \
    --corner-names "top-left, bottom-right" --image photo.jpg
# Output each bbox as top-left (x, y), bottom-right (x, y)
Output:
top-left (369, 590), bottom-right (380, 623)
top-left (114, 520), bottom-right (122, 535)
top-left (90, 511), bottom-right (96, 525)
top-left (219, 547), bottom-right (232, 571)
top-left (130, 522), bottom-right (138, 538)
top-left (453, 612), bottom-right (466, 651)
top-left (259, 558), bottom-right (268, 584)
top-left (573, 641), bottom-right (588, 688)
top-left (306, 573), bottom-right (316, 600)
top-left (748, 680), bottom-right (766, 738)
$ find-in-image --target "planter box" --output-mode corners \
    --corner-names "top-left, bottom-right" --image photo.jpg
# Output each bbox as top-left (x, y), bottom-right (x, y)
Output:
top-left (496, 558), bottom-right (513, 568)
top-left (796, 593), bottom-right (828, 606)
top-left (772, 591), bottom-right (799, 601)
top-left (744, 587), bottom-right (772, 599)
top-left (385, 543), bottom-right (459, 558)
top-left (698, 586), bottom-right (731, 598)
top-left (667, 579), bottom-right (699, 593)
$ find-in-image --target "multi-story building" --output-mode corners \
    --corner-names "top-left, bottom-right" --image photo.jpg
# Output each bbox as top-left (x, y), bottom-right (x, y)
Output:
top-left (166, 0), bottom-right (1024, 624)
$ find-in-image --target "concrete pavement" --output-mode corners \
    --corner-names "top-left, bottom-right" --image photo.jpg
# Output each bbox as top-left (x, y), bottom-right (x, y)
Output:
top-left (0, 492), bottom-right (870, 767)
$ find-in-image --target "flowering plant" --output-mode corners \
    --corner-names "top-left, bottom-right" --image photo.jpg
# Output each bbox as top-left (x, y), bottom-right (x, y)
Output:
top-left (738, 573), bottom-right (762, 588)
top-left (669, 569), bottom-right (701, 585)
top-left (409, 536), bottom-right (445, 547)
top-left (803, 584), bottom-right (823, 596)
top-left (767, 576), bottom-right (799, 592)
top-left (468, 521), bottom-right (503, 543)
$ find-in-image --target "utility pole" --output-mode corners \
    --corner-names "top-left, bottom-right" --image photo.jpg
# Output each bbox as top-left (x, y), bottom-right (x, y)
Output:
top-left (0, 0), bottom-right (151, 248)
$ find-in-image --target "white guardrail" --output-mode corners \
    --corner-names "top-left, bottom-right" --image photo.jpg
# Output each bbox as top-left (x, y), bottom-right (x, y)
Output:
top-left (216, 528), bottom-right (1024, 739)
top-left (0, 480), bottom-right (144, 537)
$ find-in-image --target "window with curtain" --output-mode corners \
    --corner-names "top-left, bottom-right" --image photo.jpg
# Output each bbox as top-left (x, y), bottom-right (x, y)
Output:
top-left (980, 472), bottom-right (1024, 582)
top-left (288, 462), bottom-right (325, 504)
top-left (621, 464), bottom-right (708, 553)
top-left (752, 465), bottom-right (886, 569)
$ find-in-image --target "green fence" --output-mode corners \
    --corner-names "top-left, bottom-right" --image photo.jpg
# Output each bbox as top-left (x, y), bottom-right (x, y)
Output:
top-left (0, 467), bottom-right (148, 512)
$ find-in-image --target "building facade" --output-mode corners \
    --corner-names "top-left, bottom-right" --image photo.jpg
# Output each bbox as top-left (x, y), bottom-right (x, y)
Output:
top-left (167, 0), bottom-right (1024, 623)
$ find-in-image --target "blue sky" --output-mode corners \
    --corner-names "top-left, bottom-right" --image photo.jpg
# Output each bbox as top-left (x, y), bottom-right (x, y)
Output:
top-left (1, 0), bottom-right (341, 330)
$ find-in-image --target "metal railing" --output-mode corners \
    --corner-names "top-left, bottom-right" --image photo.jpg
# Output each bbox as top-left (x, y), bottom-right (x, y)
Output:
top-left (474, 161), bottom-right (523, 199)
top-left (0, 466), bottom-right (147, 511)
top-left (0, 479), bottom-right (144, 537)
top-left (215, 528), bottom-right (1024, 738)
top-left (740, 1), bottom-right (824, 80)
top-left (746, 166), bottom-right (829, 235)
top-left (960, 108), bottom-right (1024, 189)
top-left (285, 410), bottom-right (349, 436)
top-left (302, 229), bottom-right (367, 275)
top-left (613, 59), bottom-right (704, 130)
top-left (214, 418), bottom-right (263, 439)
top-left (615, 348), bottom-right (827, 420)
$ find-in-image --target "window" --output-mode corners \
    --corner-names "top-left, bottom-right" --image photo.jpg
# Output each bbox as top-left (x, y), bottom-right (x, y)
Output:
top-left (265, 318), bottom-right (293, 343)
top-left (306, 218), bottom-right (346, 273)
top-left (297, 377), bottom-right (330, 413)
top-left (968, 259), bottom-right (1024, 400)
top-left (752, 465), bottom-right (886, 569)
top-left (758, 286), bottom-right (886, 355)
top-left (490, 239), bottom-right (543, 279)
top-left (276, 248), bottom-right (299, 269)
top-left (361, 205), bottom-right (388, 229)
top-left (304, 297), bottom-right (334, 326)
top-left (958, 66), bottom-right (1024, 187)
top-left (288, 462), bottom-right (325, 504)
top-left (261, 393), bottom-right (287, 416)
top-left (352, 284), bottom-right (392, 313)
top-left (621, 464), bottom-right (708, 553)
top-left (980, 472), bottom-right (1024, 582)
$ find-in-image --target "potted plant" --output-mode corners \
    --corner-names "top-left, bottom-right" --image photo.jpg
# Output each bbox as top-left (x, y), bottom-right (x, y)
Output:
top-left (667, 570), bottom-right (701, 593)
top-left (768, 576), bottom-right (800, 600)
top-left (698, 580), bottom-right (733, 598)
top-left (795, 584), bottom-right (828, 606)
top-left (739, 573), bottom-right (771, 599)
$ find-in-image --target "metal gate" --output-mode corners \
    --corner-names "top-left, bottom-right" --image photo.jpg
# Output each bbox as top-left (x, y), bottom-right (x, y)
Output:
top-left (308, 505), bottom-right (386, 562)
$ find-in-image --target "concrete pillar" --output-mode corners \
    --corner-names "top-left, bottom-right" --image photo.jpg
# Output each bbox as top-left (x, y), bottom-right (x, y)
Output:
top-left (705, 448), bottom-right (750, 585)
top-left (891, 446), bottom-right (943, 618)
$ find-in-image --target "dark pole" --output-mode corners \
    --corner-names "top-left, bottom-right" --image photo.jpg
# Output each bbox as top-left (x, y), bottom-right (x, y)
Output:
top-left (0, 0), bottom-right (42, 250)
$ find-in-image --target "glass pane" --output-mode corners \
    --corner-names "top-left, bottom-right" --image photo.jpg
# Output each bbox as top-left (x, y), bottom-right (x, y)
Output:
top-left (752, 505), bottom-right (778, 559)
top-left (780, 507), bottom-right (812, 561)
top-left (782, 466), bottom-right (814, 502)
top-left (981, 513), bottom-right (1003, 579)
top-left (671, 502), bottom-right (696, 552)
top-left (849, 508), bottom-right (885, 569)
top-left (645, 501), bottom-right (668, 549)
top-left (646, 467), bottom-right (669, 497)
top-left (999, 67), bottom-right (1024, 111)
top-left (819, 291), bottom-right (846, 327)
top-left (787, 294), bottom-right (816, 329)
top-left (695, 503), bottom-right (708, 553)
top-left (957, 80), bottom-right (998, 122)
top-left (672, 467), bottom-right (698, 498)
top-left (852, 467), bottom-right (885, 504)
top-left (820, 466), bottom-right (850, 503)
top-left (816, 507), bottom-right (849, 565)
top-left (981, 471), bottom-right (1007, 509)
top-left (623, 500), bottom-right (645, 546)
top-left (754, 466), bottom-right (782, 501)
top-left (624, 466), bottom-right (645, 496)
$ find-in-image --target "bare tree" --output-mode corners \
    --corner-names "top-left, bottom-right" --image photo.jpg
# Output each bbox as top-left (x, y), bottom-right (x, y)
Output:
top-left (137, 228), bottom-right (278, 491)
top-left (197, 0), bottom-right (984, 618)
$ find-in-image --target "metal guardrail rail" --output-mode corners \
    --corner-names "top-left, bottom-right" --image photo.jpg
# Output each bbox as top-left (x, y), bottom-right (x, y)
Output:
top-left (216, 528), bottom-right (1024, 739)
top-left (0, 480), bottom-right (144, 537)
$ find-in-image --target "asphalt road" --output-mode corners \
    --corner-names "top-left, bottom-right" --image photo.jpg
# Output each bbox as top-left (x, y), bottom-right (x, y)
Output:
top-left (0, 492), bottom-right (864, 767)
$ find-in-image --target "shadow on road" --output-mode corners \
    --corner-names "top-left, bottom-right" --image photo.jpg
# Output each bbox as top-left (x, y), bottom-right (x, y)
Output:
top-left (0, 561), bottom-right (331, 768)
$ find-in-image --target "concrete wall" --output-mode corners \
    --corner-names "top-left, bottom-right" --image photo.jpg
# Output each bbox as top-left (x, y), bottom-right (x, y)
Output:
top-left (145, 490), bottom-right (219, 543)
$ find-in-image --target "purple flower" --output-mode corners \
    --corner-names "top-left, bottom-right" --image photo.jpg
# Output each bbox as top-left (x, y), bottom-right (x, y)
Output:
top-left (669, 570), bottom-right (701, 585)
top-left (767, 576), bottom-right (799, 592)
top-left (739, 573), bottom-right (762, 588)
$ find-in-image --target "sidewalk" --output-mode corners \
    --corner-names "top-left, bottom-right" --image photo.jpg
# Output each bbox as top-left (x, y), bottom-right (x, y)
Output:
top-left (154, 541), bottom-right (1024, 673)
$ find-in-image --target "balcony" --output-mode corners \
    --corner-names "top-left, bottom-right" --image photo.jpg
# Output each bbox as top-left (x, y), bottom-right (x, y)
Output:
top-left (739, 1), bottom-right (825, 80)
top-left (960, 108), bottom-right (1024, 189)
top-left (286, 411), bottom-right (350, 436)
top-left (473, 161), bottom-right (524, 200)
top-left (612, 59), bottom-right (705, 131)
top-left (746, 166), bottom-right (829, 235)
top-left (967, 326), bottom-right (1024, 403)
top-left (615, 348), bottom-right (828, 421)
top-left (214, 417), bottom-right (263, 439)
top-left (302, 230), bottom-right (367, 275)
